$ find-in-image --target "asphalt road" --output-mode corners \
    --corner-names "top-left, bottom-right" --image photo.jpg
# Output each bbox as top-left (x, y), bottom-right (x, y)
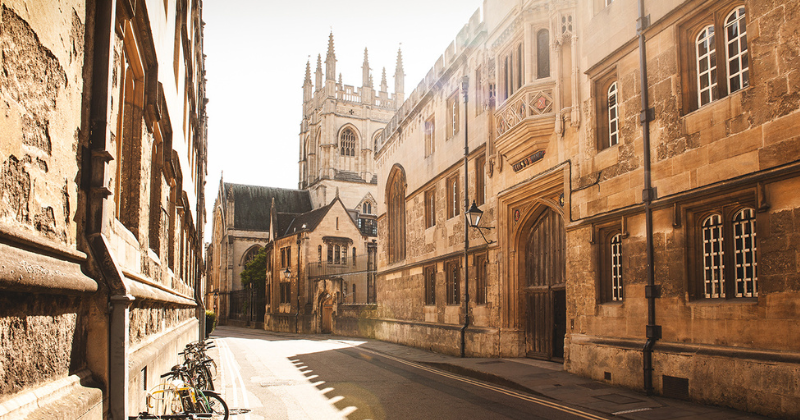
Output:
top-left (213, 326), bottom-right (608, 420)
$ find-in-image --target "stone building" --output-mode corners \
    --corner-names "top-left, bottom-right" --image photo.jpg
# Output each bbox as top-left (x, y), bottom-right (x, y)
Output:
top-left (363, 0), bottom-right (800, 417)
top-left (207, 35), bottom-right (390, 330)
top-left (206, 180), bottom-right (312, 325)
top-left (0, 0), bottom-right (207, 418)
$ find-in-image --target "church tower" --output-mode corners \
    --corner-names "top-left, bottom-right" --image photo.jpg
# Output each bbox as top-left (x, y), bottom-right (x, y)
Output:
top-left (299, 34), bottom-right (404, 226)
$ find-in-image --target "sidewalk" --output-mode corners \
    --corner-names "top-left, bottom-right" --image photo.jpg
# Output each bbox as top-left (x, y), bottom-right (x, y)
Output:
top-left (329, 334), bottom-right (772, 420)
top-left (212, 327), bottom-right (772, 420)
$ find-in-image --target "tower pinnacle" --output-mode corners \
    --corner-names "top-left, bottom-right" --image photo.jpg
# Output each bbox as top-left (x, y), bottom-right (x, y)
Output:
top-left (380, 67), bottom-right (388, 92)
top-left (325, 32), bottom-right (336, 81)
top-left (362, 47), bottom-right (371, 88)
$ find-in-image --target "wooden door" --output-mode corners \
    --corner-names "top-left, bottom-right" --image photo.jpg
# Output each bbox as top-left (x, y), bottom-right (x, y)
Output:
top-left (321, 303), bottom-right (333, 334)
top-left (524, 208), bottom-right (566, 359)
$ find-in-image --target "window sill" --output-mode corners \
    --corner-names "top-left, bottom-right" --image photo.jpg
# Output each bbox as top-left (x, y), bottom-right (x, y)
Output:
top-left (687, 297), bottom-right (758, 306)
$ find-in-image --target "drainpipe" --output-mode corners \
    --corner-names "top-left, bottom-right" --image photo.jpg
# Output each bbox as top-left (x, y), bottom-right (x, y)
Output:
top-left (637, 0), bottom-right (661, 396)
top-left (295, 234), bottom-right (302, 334)
top-left (461, 75), bottom-right (470, 358)
top-left (85, 0), bottom-right (132, 418)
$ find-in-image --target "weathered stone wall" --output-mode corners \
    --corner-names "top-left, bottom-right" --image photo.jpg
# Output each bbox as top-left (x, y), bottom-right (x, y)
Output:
top-left (0, 292), bottom-right (86, 397)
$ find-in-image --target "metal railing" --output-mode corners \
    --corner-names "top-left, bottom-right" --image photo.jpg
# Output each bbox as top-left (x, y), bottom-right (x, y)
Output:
top-left (228, 287), bottom-right (265, 323)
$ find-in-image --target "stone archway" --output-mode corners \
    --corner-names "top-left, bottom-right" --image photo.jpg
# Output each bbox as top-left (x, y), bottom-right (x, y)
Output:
top-left (519, 205), bottom-right (566, 360)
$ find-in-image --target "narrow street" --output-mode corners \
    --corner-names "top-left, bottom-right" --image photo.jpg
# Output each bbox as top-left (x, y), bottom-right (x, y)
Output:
top-left (212, 326), bottom-right (607, 420)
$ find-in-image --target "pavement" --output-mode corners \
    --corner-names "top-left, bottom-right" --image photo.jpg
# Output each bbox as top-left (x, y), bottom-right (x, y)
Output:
top-left (211, 327), bottom-right (773, 420)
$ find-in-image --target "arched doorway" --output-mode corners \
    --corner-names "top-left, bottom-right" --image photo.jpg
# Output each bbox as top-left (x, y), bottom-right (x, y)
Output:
top-left (523, 206), bottom-right (566, 360)
top-left (320, 294), bottom-right (335, 334)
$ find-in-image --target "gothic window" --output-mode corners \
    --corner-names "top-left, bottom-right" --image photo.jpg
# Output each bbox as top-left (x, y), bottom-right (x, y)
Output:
top-left (387, 166), bottom-right (407, 264)
top-left (610, 234), bottom-right (623, 301)
top-left (424, 265), bottom-right (436, 305)
top-left (335, 245), bottom-right (341, 264)
top-left (475, 253), bottom-right (488, 305)
top-left (280, 246), bottom-right (292, 268)
top-left (688, 198), bottom-right (758, 300)
top-left (501, 42), bottom-right (524, 101)
top-left (682, 3), bottom-right (749, 113)
top-left (243, 247), bottom-right (260, 266)
top-left (446, 91), bottom-right (460, 139)
top-left (424, 116), bottom-right (435, 157)
top-left (425, 188), bottom-right (436, 229)
top-left (352, 247), bottom-right (357, 267)
top-left (327, 245), bottom-right (333, 263)
top-left (475, 66), bottom-right (484, 115)
top-left (446, 259), bottom-right (461, 305)
top-left (341, 246), bottom-right (347, 265)
top-left (115, 25), bottom-right (147, 236)
top-left (537, 30), bottom-right (550, 79)
top-left (447, 174), bottom-right (460, 219)
top-left (363, 202), bottom-right (372, 214)
top-left (340, 127), bottom-right (357, 157)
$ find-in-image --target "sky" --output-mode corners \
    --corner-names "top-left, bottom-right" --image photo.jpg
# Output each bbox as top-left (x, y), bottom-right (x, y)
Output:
top-left (202, 0), bottom-right (484, 240)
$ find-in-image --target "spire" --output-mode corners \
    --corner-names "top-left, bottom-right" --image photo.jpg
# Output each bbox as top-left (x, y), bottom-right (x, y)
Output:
top-left (315, 54), bottom-right (323, 91)
top-left (394, 46), bottom-right (405, 101)
top-left (303, 60), bottom-right (312, 103)
top-left (338, 73), bottom-right (342, 85)
top-left (303, 60), bottom-right (312, 86)
top-left (380, 67), bottom-right (388, 92)
top-left (362, 47), bottom-right (371, 88)
top-left (325, 32), bottom-right (336, 81)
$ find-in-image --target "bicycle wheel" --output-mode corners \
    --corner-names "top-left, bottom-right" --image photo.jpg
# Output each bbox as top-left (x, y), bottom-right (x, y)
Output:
top-left (201, 392), bottom-right (229, 420)
top-left (193, 364), bottom-right (214, 391)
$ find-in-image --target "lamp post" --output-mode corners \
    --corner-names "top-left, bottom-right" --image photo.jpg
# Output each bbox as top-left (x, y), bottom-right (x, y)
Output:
top-left (467, 200), bottom-right (494, 245)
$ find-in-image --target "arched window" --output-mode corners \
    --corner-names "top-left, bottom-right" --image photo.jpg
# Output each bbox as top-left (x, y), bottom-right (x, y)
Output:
top-left (607, 82), bottom-right (619, 147)
top-left (537, 30), bottom-right (550, 79)
top-left (340, 127), bottom-right (357, 157)
top-left (363, 202), bottom-right (372, 214)
top-left (701, 214), bottom-right (725, 298)
top-left (696, 25), bottom-right (718, 107)
top-left (732, 208), bottom-right (757, 297)
top-left (387, 166), bottom-right (407, 263)
top-left (725, 7), bottom-right (749, 93)
top-left (243, 247), bottom-right (261, 266)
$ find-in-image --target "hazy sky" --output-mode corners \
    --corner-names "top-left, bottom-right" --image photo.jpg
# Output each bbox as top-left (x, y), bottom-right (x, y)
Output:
top-left (202, 0), bottom-right (483, 238)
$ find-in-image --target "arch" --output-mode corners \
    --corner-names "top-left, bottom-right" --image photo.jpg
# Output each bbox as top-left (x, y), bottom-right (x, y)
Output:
top-left (240, 245), bottom-right (262, 266)
top-left (337, 124), bottom-right (361, 157)
top-left (513, 202), bottom-right (566, 360)
top-left (372, 129), bottom-right (384, 151)
top-left (386, 164), bottom-right (407, 264)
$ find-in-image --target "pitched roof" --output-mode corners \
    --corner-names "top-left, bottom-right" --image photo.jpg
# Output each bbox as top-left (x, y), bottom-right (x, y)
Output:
top-left (224, 183), bottom-right (312, 231)
top-left (281, 200), bottom-right (335, 237)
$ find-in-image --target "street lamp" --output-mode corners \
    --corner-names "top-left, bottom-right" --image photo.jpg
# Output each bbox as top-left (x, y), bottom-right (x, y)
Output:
top-left (283, 267), bottom-right (291, 280)
top-left (466, 200), bottom-right (494, 244)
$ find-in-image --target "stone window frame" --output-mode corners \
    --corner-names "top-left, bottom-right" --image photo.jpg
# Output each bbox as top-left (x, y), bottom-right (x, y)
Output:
top-left (424, 115), bottom-right (435, 157)
top-left (280, 246), bottom-right (292, 268)
top-left (387, 165), bottom-right (407, 264)
top-left (424, 188), bottom-right (436, 229)
top-left (597, 224), bottom-right (624, 304)
top-left (500, 38), bottom-right (525, 102)
top-left (445, 259), bottom-right (461, 305)
top-left (446, 90), bottom-right (460, 140)
top-left (241, 246), bottom-right (261, 267)
top-left (685, 190), bottom-right (759, 301)
top-left (475, 252), bottom-right (488, 305)
top-left (678, 1), bottom-right (749, 114)
top-left (475, 154), bottom-right (486, 206)
top-left (340, 127), bottom-right (358, 157)
top-left (593, 67), bottom-right (620, 152)
top-left (446, 173), bottom-right (460, 220)
top-left (536, 29), bottom-right (550, 80)
top-left (424, 264), bottom-right (436, 306)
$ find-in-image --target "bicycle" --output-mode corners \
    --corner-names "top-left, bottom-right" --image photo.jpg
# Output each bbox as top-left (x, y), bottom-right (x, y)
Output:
top-left (180, 340), bottom-right (218, 391)
top-left (146, 365), bottom-right (229, 420)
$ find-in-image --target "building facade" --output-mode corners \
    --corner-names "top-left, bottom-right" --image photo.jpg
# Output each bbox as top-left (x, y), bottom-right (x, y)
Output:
top-left (366, 0), bottom-right (800, 417)
top-left (207, 35), bottom-right (390, 332)
top-left (0, 0), bottom-right (207, 418)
